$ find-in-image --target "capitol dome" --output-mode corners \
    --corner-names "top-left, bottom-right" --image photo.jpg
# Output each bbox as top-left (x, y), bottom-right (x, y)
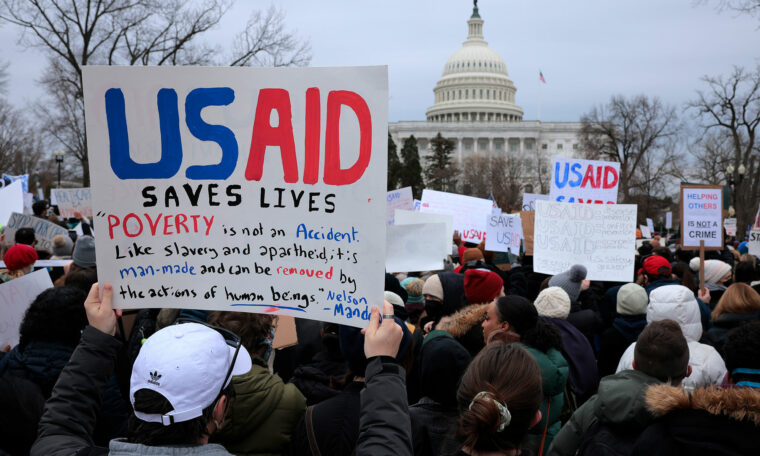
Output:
top-left (426, 4), bottom-right (523, 123)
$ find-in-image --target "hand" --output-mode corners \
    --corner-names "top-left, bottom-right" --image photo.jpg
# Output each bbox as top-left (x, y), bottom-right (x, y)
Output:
top-left (73, 210), bottom-right (83, 220)
top-left (84, 283), bottom-right (122, 336)
top-left (453, 230), bottom-right (462, 247)
top-left (698, 287), bottom-right (710, 304)
top-left (423, 321), bottom-right (434, 334)
top-left (581, 279), bottom-right (591, 291)
top-left (1, 345), bottom-right (9, 353)
top-left (363, 301), bottom-right (403, 358)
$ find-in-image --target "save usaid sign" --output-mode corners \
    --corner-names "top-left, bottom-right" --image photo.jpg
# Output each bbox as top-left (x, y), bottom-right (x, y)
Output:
top-left (82, 65), bottom-right (387, 328)
top-left (550, 157), bottom-right (620, 204)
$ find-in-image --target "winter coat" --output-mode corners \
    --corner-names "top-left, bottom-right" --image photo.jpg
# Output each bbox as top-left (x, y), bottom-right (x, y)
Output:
top-left (547, 369), bottom-right (664, 456)
top-left (646, 278), bottom-right (712, 331)
top-left (597, 315), bottom-right (647, 379)
top-left (542, 317), bottom-right (598, 400)
top-left (616, 285), bottom-right (727, 390)
top-left (212, 357), bottom-right (306, 456)
top-left (420, 272), bottom-right (466, 330)
top-left (31, 326), bottom-right (236, 456)
top-left (409, 397), bottom-right (458, 456)
top-left (0, 341), bottom-right (74, 397)
top-left (356, 357), bottom-right (413, 456)
top-left (702, 310), bottom-right (760, 354)
top-left (632, 384), bottom-right (760, 455)
top-left (521, 344), bottom-right (569, 454)
top-left (434, 303), bottom-right (487, 357)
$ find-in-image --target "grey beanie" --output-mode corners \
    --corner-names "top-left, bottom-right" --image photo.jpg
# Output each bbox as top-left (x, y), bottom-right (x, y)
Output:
top-left (72, 235), bottom-right (96, 268)
top-left (548, 264), bottom-right (587, 302)
top-left (616, 283), bottom-right (648, 316)
top-left (52, 234), bottom-right (74, 257)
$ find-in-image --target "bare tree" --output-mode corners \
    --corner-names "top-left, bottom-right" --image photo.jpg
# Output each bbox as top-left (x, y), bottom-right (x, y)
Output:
top-left (687, 65), bottom-right (760, 237)
top-left (579, 95), bottom-right (681, 203)
top-left (0, 0), bottom-right (311, 185)
top-left (459, 154), bottom-right (524, 211)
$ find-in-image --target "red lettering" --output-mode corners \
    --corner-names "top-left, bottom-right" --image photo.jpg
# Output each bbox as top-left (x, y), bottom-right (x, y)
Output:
top-left (144, 213), bottom-right (162, 236)
top-left (190, 215), bottom-right (201, 232)
top-left (303, 87), bottom-right (320, 185)
top-left (603, 166), bottom-right (618, 189)
top-left (123, 213), bottom-right (143, 238)
top-left (324, 90), bottom-right (372, 185)
top-left (163, 215), bottom-right (174, 235)
top-left (245, 89), bottom-right (298, 183)
top-left (175, 214), bottom-right (189, 234)
top-left (581, 166), bottom-right (598, 188)
top-left (108, 214), bottom-right (120, 239)
top-left (203, 216), bottom-right (214, 236)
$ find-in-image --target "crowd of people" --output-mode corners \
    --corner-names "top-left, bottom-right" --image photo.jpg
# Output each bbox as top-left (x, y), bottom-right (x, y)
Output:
top-left (2, 200), bottom-right (760, 455)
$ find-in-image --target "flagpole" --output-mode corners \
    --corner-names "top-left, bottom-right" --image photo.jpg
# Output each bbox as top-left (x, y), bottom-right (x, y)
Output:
top-left (538, 70), bottom-right (542, 123)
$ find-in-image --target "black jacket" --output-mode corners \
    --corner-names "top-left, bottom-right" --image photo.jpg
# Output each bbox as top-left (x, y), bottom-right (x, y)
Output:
top-left (702, 310), bottom-right (760, 355)
top-left (597, 315), bottom-right (647, 379)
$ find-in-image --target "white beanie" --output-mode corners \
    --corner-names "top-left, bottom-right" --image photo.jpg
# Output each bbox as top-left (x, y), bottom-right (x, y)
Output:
top-left (534, 287), bottom-right (571, 319)
top-left (384, 291), bottom-right (404, 308)
top-left (689, 258), bottom-right (732, 285)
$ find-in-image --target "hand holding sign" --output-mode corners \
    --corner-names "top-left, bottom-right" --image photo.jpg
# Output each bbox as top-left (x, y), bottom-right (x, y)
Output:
top-left (84, 283), bottom-right (122, 336)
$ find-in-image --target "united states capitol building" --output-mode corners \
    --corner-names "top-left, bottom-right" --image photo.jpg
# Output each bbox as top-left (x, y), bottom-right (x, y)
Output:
top-left (388, 3), bottom-right (582, 193)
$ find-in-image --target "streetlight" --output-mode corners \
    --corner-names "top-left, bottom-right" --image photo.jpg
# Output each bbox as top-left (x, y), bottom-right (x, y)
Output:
top-left (726, 163), bottom-right (746, 217)
top-left (53, 150), bottom-right (65, 188)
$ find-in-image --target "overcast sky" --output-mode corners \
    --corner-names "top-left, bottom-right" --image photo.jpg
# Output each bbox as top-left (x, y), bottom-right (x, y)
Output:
top-left (2, 0), bottom-right (759, 123)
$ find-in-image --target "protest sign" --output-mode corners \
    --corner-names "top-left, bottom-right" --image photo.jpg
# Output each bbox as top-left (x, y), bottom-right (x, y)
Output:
top-left (386, 187), bottom-right (413, 225)
top-left (23, 193), bottom-right (33, 215)
top-left (52, 188), bottom-right (93, 218)
top-left (485, 213), bottom-right (522, 253)
top-left (82, 65), bottom-right (388, 328)
top-left (385, 222), bottom-right (446, 273)
top-left (520, 211), bottom-right (535, 255)
top-left (0, 180), bottom-right (24, 227)
top-left (272, 316), bottom-right (298, 349)
top-left (0, 269), bottom-right (54, 347)
top-left (420, 189), bottom-right (493, 243)
top-left (521, 193), bottom-right (550, 211)
top-left (2, 174), bottom-right (29, 193)
top-left (394, 209), bottom-right (452, 257)
top-left (748, 230), bottom-right (760, 256)
top-left (639, 224), bottom-right (651, 239)
top-left (680, 185), bottom-right (723, 250)
top-left (646, 218), bottom-right (655, 234)
top-left (534, 200), bottom-right (637, 282)
top-left (723, 218), bottom-right (737, 236)
top-left (0, 259), bottom-right (72, 268)
top-left (3, 212), bottom-right (70, 252)
top-left (665, 211), bottom-right (673, 230)
top-left (413, 199), bottom-right (421, 211)
top-left (549, 157), bottom-right (620, 204)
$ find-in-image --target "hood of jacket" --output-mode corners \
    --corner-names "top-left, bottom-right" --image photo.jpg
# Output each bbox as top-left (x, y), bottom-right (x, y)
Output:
top-left (645, 384), bottom-right (760, 426)
top-left (434, 303), bottom-right (488, 339)
top-left (612, 314), bottom-right (647, 343)
top-left (0, 341), bottom-right (75, 396)
top-left (542, 317), bottom-right (598, 397)
top-left (110, 440), bottom-right (233, 455)
top-left (647, 285), bottom-right (702, 342)
top-left (594, 370), bottom-right (663, 428)
top-left (438, 271), bottom-right (466, 315)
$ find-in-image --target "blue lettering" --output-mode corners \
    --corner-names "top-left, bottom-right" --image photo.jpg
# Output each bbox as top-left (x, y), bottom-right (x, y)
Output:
top-left (569, 163), bottom-right (583, 187)
top-left (184, 88), bottom-right (238, 179)
top-left (554, 162), bottom-right (569, 188)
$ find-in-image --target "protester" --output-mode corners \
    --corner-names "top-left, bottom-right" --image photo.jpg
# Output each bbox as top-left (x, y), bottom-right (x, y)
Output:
top-left (420, 271), bottom-right (465, 330)
top-left (0, 243), bottom-right (38, 282)
top-left (690, 257), bottom-right (732, 306)
top-left (616, 284), bottom-right (727, 390)
top-left (288, 322), bottom-right (347, 406)
top-left (549, 320), bottom-right (690, 456)
top-left (0, 376), bottom-right (46, 456)
top-left (32, 283), bottom-right (253, 455)
top-left (597, 283), bottom-right (649, 378)
top-left (51, 234), bottom-right (74, 259)
top-left (702, 282), bottom-right (760, 353)
top-left (401, 277), bottom-right (425, 325)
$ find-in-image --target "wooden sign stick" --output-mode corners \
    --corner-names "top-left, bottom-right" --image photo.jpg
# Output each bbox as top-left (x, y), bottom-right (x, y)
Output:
top-left (699, 240), bottom-right (705, 293)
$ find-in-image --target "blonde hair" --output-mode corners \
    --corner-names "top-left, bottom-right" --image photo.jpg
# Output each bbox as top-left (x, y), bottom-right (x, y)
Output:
top-left (712, 282), bottom-right (760, 320)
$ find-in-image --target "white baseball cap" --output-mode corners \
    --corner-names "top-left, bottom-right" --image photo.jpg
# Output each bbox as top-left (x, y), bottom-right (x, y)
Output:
top-left (130, 322), bottom-right (252, 425)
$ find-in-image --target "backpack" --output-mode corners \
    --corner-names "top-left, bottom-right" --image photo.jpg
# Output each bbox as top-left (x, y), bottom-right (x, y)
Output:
top-left (577, 420), bottom-right (639, 456)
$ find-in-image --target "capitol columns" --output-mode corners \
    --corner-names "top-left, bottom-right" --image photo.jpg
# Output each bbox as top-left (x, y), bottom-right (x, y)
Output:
top-left (457, 136), bottom-right (464, 162)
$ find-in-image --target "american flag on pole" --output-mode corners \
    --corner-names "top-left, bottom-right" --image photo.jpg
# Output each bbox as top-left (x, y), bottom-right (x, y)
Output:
top-left (539, 70), bottom-right (546, 84)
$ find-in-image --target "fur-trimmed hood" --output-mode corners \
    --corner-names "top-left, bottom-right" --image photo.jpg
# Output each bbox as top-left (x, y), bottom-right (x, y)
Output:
top-left (646, 384), bottom-right (760, 426)
top-left (435, 303), bottom-right (488, 339)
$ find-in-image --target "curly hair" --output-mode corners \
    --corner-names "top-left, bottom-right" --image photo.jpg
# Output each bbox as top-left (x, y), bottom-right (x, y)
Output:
top-left (19, 286), bottom-right (87, 349)
top-left (207, 311), bottom-right (275, 357)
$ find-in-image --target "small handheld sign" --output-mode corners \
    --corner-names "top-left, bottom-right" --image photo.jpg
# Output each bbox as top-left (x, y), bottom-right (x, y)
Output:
top-left (679, 185), bottom-right (723, 251)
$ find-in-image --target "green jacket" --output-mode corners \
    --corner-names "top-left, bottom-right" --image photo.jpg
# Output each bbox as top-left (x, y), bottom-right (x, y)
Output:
top-left (213, 358), bottom-right (306, 456)
top-left (522, 345), bottom-right (569, 454)
top-left (547, 369), bottom-right (663, 456)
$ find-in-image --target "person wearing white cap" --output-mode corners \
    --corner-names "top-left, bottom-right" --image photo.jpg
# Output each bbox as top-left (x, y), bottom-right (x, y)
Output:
top-left (32, 283), bottom-right (252, 455)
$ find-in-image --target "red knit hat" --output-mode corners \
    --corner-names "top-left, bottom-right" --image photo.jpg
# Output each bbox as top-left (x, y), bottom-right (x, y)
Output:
top-left (3, 244), bottom-right (38, 271)
top-left (464, 269), bottom-right (503, 304)
top-left (639, 255), bottom-right (671, 276)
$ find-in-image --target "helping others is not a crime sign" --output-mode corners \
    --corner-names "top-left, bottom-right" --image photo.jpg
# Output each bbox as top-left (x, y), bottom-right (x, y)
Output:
top-left (82, 65), bottom-right (388, 328)
top-left (680, 185), bottom-right (723, 250)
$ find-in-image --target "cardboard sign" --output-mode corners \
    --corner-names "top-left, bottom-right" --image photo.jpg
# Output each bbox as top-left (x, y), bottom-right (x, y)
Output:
top-left (748, 230), bottom-right (760, 256)
top-left (385, 222), bottom-right (446, 273)
top-left (680, 185), bottom-right (723, 250)
top-left (3, 212), bottom-right (70, 252)
top-left (646, 218), bottom-right (655, 234)
top-left (420, 189), bottom-right (494, 243)
top-left (639, 224), bottom-right (652, 239)
top-left (521, 193), bottom-right (550, 211)
top-left (0, 269), bottom-right (54, 347)
top-left (82, 65), bottom-right (388, 328)
top-left (549, 157), bottom-right (620, 204)
top-left (386, 187), bottom-right (413, 226)
top-left (520, 211), bottom-right (535, 255)
top-left (272, 315), bottom-right (298, 349)
top-left (485, 213), bottom-right (522, 253)
top-left (1, 174), bottom-right (29, 193)
top-left (534, 200), bottom-right (637, 282)
top-left (665, 211), bottom-right (673, 230)
top-left (0, 180), bottom-right (24, 227)
top-left (724, 218), bottom-right (737, 236)
top-left (394, 209), bottom-right (452, 257)
top-left (52, 188), bottom-right (93, 218)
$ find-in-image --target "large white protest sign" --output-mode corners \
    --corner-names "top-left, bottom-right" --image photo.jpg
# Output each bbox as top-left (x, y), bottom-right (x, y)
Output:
top-left (3, 212), bottom-right (70, 252)
top-left (0, 180), bottom-right (24, 227)
top-left (534, 200), bottom-right (637, 282)
top-left (485, 213), bottom-right (522, 253)
top-left (521, 193), bottom-right (550, 211)
top-left (386, 187), bottom-right (413, 226)
top-left (2, 174), bottom-right (29, 193)
top-left (385, 223), bottom-right (446, 273)
top-left (394, 209), bottom-right (452, 257)
top-left (82, 65), bottom-right (388, 328)
top-left (680, 185), bottom-right (723, 250)
top-left (0, 269), bottom-right (54, 347)
top-left (748, 230), bottom-right (760, 256)
top-left (666, 211), bottom-right (673, 229)
top-left (723, 218), bottom-right (737, 236)
top-left (52, 188), bottom-right (93, 218)
top-left (420, 189), bottom-right (493, 243)
top-left (550, 157), bottom-right (620, 204)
